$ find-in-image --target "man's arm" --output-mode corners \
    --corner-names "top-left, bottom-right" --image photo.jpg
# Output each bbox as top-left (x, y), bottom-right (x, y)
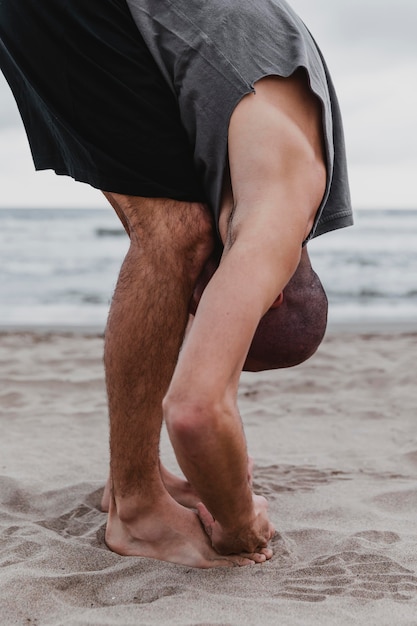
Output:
top-left (163, 71), bottom-right (326, 555)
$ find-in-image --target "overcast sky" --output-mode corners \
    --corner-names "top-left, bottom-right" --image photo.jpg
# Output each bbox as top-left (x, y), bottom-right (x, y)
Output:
top-left (0, 0), bottom-right (416, 209)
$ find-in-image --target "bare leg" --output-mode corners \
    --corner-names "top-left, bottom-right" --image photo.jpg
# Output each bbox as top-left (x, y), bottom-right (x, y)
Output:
top-left (102, 193), bottom-right (263, 567)
top-left (101, 463), bottom-right (199, 512)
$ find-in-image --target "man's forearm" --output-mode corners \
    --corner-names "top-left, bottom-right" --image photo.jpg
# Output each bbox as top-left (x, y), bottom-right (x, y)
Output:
top-left (165, 390), bottom-right (253, 530)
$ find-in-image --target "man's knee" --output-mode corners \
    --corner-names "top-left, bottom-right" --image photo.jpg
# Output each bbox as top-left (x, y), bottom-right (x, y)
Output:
top-left (104, 192), bottom-right (214, 279)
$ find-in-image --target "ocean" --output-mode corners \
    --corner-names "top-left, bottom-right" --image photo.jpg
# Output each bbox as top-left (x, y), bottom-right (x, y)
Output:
top-left (0, 207), bottom-right (416, 329)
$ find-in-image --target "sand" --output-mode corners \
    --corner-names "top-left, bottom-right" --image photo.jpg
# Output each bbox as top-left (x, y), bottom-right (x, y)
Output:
top-left (1, 328), bottom-right (417, 625)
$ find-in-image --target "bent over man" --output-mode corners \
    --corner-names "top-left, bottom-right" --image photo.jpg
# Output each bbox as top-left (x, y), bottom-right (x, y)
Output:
top-left (0, 0), bottom-right (352, 567)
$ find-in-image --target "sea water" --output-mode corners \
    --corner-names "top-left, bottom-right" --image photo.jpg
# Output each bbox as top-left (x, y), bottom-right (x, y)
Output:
top-left (0, 207), bottom-right (416, 329)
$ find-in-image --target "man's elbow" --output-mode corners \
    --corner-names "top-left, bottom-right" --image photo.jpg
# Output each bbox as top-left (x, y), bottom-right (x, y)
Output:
top-left (163, 394), bottom-right (224, 448)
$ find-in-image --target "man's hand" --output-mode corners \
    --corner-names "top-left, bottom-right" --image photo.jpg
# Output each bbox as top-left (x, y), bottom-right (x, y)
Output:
top-left (197, 494), bottom-right (275, 558)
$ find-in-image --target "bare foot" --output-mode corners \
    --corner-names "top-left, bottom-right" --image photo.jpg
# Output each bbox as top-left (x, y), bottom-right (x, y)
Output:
top-left (101, 465), bottom-right (200, 512)
top-left (197, 494), bottom-right (275, 557)
top-left (105, 493), bottom-right (268, 568)
top-left (160, 466), bottom-right (200, 508)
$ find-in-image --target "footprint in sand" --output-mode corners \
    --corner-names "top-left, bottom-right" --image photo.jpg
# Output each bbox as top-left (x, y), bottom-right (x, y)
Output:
top-left (252, 464), bottom-right (350, 499)
top-left (276, 551), bottom-right (417, 603)
top-left (351, 530), bottom-right (400, 545)
top-left (36, 503), bottom-right (103, 541)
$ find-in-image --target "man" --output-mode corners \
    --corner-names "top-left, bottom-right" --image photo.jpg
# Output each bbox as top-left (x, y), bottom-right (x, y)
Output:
top-left (0, 0), bottom-right (352, 567)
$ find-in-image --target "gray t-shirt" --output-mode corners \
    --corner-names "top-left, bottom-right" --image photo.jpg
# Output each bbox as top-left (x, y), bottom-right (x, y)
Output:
top-left (126, 0), bottom-right (353, 240)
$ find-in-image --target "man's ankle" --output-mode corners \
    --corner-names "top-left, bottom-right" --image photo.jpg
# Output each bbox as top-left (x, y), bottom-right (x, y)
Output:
top-left (111, 488), bottom-right (165, 524)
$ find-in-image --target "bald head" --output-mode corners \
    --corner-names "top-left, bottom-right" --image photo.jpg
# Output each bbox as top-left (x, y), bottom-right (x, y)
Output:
top-left (190, 247), bottom-right (328, 372)
top-left (243, 249), bottom-right (328, 371)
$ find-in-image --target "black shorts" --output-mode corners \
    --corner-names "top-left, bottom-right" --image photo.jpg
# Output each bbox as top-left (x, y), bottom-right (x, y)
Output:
top-left (0, 0), bottom-right (204, 202)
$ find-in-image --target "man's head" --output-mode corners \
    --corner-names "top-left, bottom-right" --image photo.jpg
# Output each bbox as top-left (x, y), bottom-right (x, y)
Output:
top-left (191, 247), bottom-right (328, 372)
top-left (243, 251), bottom-right (328, 371)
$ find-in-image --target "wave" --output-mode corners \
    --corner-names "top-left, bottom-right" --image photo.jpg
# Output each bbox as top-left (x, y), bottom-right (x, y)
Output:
top-left (1, 207), bottom-right (417, 325)
top-left (95, 227), bottom-right (125, 238)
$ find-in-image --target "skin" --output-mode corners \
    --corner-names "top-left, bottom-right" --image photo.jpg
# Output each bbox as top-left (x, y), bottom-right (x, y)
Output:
top-left (103, 69), bottom-right (326, 566)
top-left (190, 245), bottom-right (328, 372)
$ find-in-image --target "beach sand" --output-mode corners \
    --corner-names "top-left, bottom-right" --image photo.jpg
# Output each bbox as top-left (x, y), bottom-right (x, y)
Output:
top-left (1, 329), bottom-right (417, 625)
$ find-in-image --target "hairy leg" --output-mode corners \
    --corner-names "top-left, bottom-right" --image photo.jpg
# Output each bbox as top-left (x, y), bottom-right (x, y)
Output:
top-left (164, 71), bottom-right (326, 556)
top-left (102, 193), bottom-right (263, 567)
top-left (101, 463), bottom-right (199, 512)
